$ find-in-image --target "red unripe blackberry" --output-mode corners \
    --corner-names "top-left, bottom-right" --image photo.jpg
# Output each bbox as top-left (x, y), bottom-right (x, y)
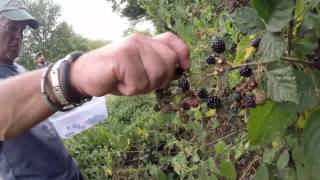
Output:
top-left (206, 55), bottom-right (216, 65)
top-left (197, 88), bottom-right (208, 99)
top-left (251, 38), bottom-right (261, 49)
top-left (240, 66), bottom-right (253, 77)
top-left (178, 77), bottom-right (190, 91)
top-left (207, 95), bottom-right (222, 109)
top-left (181, 101), bottom-right (191, 110)
top-left (211, 38), bottom-right (226, 54)
top-left (245, 95), bottom-right (256, 108)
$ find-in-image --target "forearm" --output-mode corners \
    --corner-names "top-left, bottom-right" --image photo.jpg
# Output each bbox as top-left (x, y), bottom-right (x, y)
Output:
top-left (0, 69), bottom-right (54, 140)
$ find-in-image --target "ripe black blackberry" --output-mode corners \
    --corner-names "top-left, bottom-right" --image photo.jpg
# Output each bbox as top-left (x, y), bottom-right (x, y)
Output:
top-left (207, 96), bottom-right (222, 109)
top-left (245, 95), bottom-right (256, 108)
top-left (206, 55), bottom-right (216, 65)
top-left (197, 88), bottom-right (208, 99)
top-left (251, 38), bottom-right (261, 49)
top-left (239, 66), bottom-right (253, 77)
top-left (178, 77), bottom-right (190, 92)
top-left (154, 104), bottom-right (162, 112)
top-left (175, 66), bottom-right (185, 78)
top-left (211, 38), bottom-right (226, 54)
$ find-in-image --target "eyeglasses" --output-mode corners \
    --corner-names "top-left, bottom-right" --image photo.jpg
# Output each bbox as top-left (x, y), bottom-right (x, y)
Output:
top-left (0, 24), bottom-right (26, 34)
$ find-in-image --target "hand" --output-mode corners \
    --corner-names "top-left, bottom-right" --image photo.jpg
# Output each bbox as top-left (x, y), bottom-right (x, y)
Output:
top-left (70, 32), bottom-right (190, 96)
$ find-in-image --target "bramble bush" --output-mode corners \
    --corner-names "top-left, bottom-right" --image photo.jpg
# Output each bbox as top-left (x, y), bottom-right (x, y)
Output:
top-left (66, 0), bottom-right (320, 179)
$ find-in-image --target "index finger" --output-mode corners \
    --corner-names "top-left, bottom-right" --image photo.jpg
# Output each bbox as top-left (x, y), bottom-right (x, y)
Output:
top-left (153, 32), bottom-right (190, 70)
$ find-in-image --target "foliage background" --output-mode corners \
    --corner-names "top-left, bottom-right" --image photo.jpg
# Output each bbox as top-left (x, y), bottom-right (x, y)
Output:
top-left (20, 0), bottom-right (320, 179)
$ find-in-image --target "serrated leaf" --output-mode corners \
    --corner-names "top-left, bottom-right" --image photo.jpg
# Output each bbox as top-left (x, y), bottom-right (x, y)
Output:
top-left (252, 0), bottom-right (294, 32)
top-left (277, 151), bottom-right (289, 169)
top-left (219, 160), bottom-right (236, 180)
top-left (233, 7), bottom-right (265, 34)
top-left (259, 31), bottom-right (286, 61)
top-left (255, 164), bottom-right (269, 180)
top-left (248, 101), bottom-right (295, 145)
top-left (294, 70), bottom-right (319, 112)
top-left (265, 66), bottom-right (298, 104)
top-left (273, 70), bottom-right (320, 112)
top-left (235, 36), bottom-right (251, 64)
top-left (303, 111), bottom-right (320, 178)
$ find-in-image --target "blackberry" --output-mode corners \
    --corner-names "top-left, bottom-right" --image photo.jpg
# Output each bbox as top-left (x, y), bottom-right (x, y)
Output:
top-left (206, 55), bottom-right (216, 65)
top-left (211, 38), bottom-right (226, 54)
top-left (245, 95), bottom-right (256, 108)
top-left (177, 77), bottom-right (190, 91)
top-left (197, 88), bottom-right (208, 99)
top-left (234, 92), bottom-right (242, 102)
top-left (239, 66), bottom-right (253, 77)
top-left (154, 104), bottom-right (162, 112)
top-left (251, 38), bottom-right (261, 49)
top-left (175, 66), bottom-right (185, 78)
top-left (207, 96), bottom-right (222, 109)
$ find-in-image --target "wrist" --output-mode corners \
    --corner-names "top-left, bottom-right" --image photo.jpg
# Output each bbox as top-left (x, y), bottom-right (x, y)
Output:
top-left (69, 56), bottom-right (90, 98)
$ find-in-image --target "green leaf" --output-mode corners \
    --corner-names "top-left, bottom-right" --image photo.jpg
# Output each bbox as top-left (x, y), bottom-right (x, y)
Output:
top-left (291, 143), bottom-right (309, 180)
top-left (219, 160), bottom-right (237, 180)
top-left (233, 7), bottom-right (265, 34)
top-left (251, 0), bottom-right (294, 32)
top-left (208, 158), bottom-right (219, 174)
top-left (235, 36), bottom-right (251, 64)
top-left (171, 152), bottom-right (188, 175)
top-left (293, 70), bottom-right (319, 112)
top-left (276, 70), bottom-right (320, 112)
top-left (302, 12), bottom-right (320, 38)
top-left (199, 168), bottom-right (209, 180)
top-left (248, 101), bottom-right (295, 145)
top-left (293, 39), bottom-right (318, 57)
top-left (277, 150), bottom-right (290, 169)
top-left (255, 164), bottom-right (269, 180)
top-left (259, 31), bottom-right (286, 61)
top-left (194, 110), bottom-right (203, 120)
top-left (215, 141), bottom-right (226, 154)
top-left (265, 66), bottom-right (298, 104)
top-left (303, 111), bottom-right (320, 178)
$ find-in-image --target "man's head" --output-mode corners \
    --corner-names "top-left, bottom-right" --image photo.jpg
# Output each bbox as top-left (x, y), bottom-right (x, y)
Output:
top-left (0, 0), bottom-right (39, 64)
top-left (35, 52), bottom-right (45, 64)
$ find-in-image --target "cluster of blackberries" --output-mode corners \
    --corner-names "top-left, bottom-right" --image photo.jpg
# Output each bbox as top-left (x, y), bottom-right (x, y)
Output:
top-left (211, 38), bottom-right (226, 54)
top-left (233, 79), bottom-right (259, 109)
top-left (234, 92), bottom-right (256, 109)
top-left (207, 95), bottom-right (222, 109)
top-left (239, 66), bottom-right (253, 77)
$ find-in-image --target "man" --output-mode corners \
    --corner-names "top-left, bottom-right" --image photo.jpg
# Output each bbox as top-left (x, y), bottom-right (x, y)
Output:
top-left (35, 52), bottom-right (48, 69)
top-left (0, 0), bottom-right (189, 180)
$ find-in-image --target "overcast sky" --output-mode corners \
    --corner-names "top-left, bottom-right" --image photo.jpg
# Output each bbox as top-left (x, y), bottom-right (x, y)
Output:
top-left (52, 0), bottom-right (153, 42)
